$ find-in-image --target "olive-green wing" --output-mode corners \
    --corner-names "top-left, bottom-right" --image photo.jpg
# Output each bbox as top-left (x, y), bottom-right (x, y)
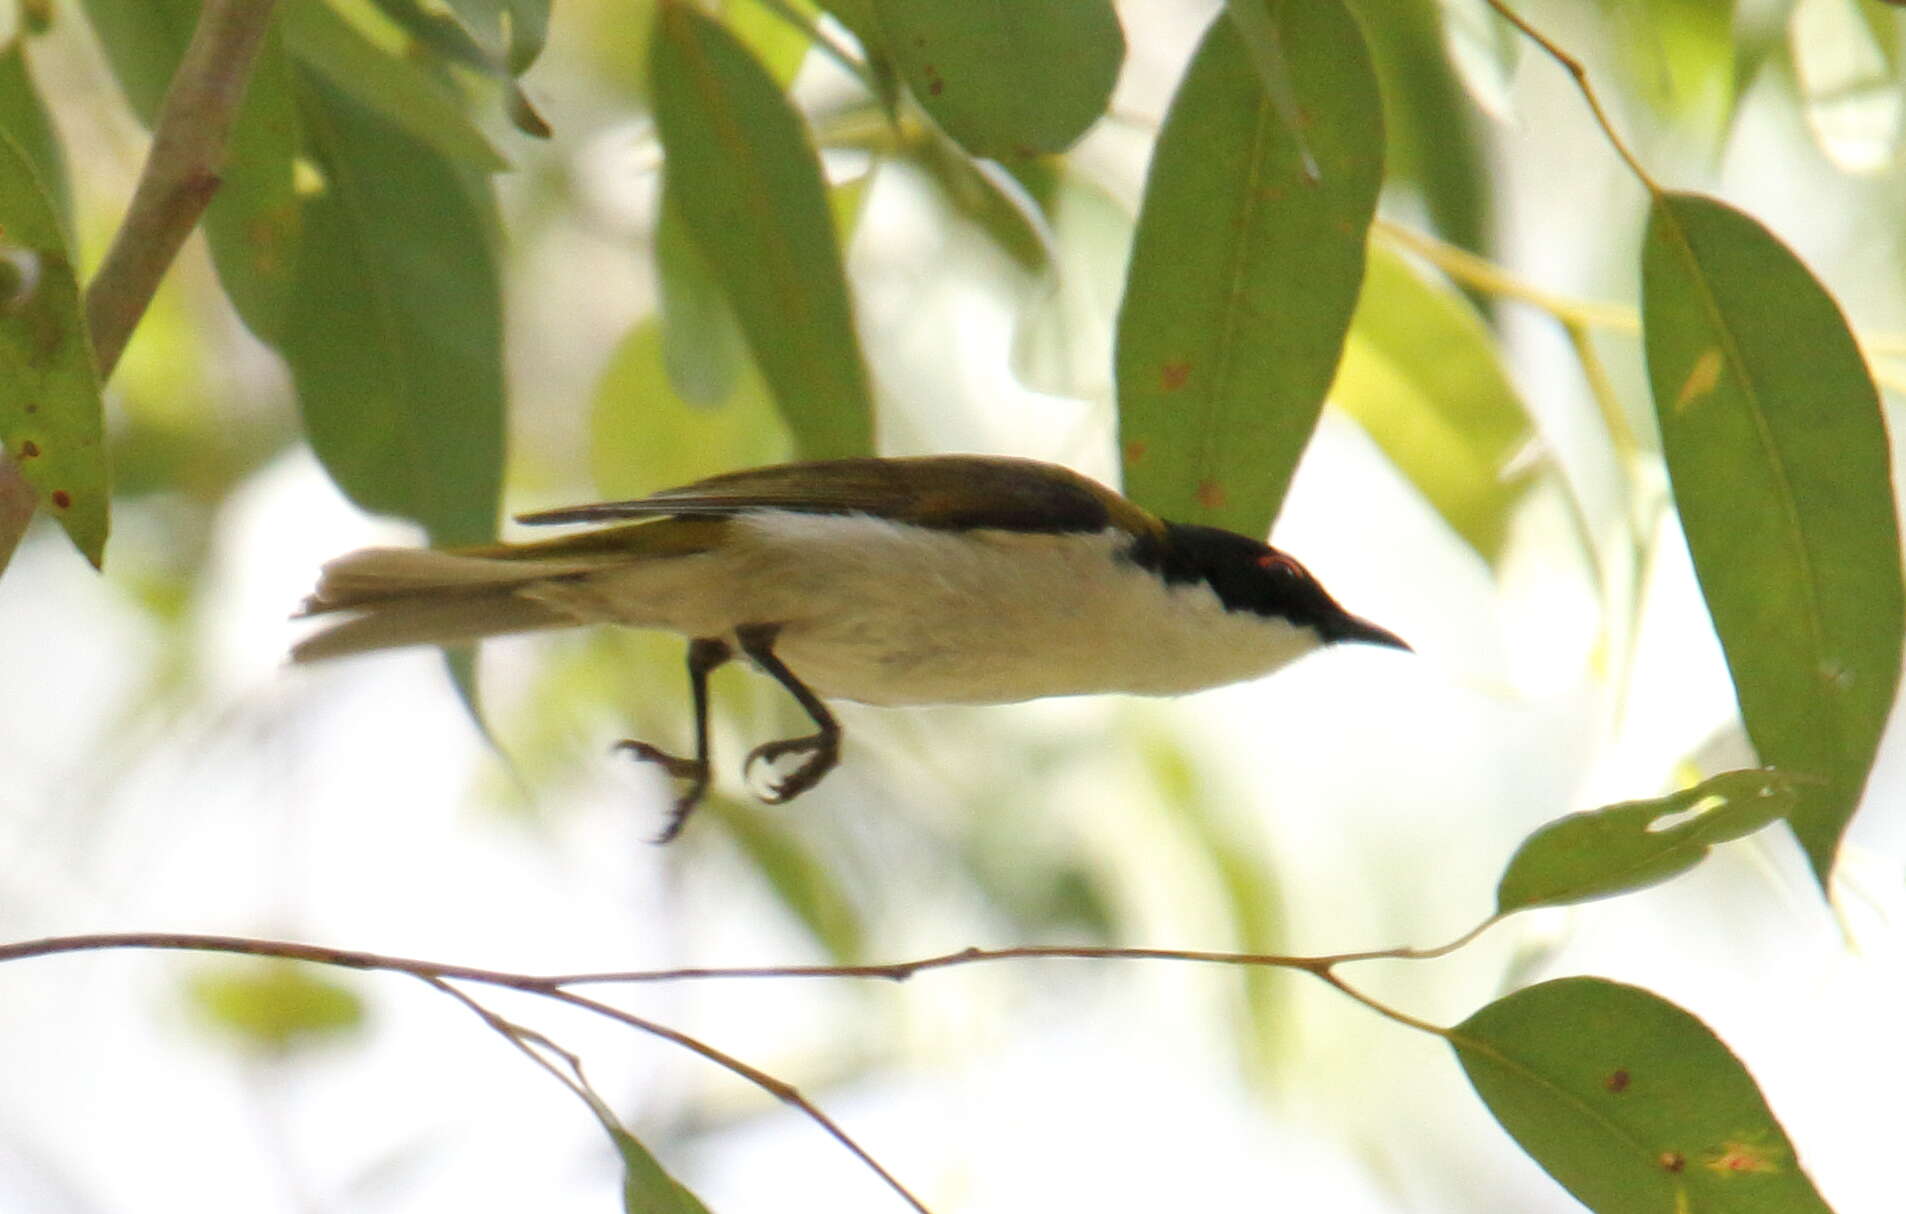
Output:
top-left (516, 455), bottom-right (1163, 538)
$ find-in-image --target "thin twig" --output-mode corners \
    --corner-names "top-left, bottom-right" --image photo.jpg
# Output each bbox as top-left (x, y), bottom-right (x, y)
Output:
top-left (1481, 0), bottom-right (1659, 193)
top-left (85, 0), bottom-right (280, 379)
top-left (1374, 219), bottom-right (1636, 333)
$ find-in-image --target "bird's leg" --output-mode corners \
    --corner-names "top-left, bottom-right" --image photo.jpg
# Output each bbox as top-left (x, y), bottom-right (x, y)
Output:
top-left (616, 636), bottom-right (731, 843)
top-left (734, 623), bottom-right (841, 804)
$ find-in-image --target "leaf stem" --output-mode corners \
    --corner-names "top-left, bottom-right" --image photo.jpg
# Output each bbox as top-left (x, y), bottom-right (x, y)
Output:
top-left (1481, 0), bottom-right (1660, 194)
top-left (84, 0), bottom-right (280, 380)
top-left (1373, 219), bottom-right (1635, 333)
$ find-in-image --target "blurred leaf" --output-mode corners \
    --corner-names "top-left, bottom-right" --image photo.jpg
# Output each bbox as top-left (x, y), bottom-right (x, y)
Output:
top-left (1791, 0), bottom-right (1903, 172)
top-left (0, 39), bottom-right (69, 231)
top-left (1115, 0), bottom-right (1382, 536)
top-left (1347, 0), bottom-right (1489, 251)
top-left (1453, 978), bottom-right (1830, 1213)
top-left (283, 0), bottom-right (509, 172)
top-left (74, 0), bottom-right (303, 341)
top-left (0, 128), bottom-right (108, 567)
top-left (439, 0), bottom-right (550, 74)
top-left (284, 72), bottom-right (505, 546)
top-left (1495, 768), bottom-right (1805, 913)
top-left (650, 4), bottom-right (873, 459)
top-left (915, 133), bottom-right (1056, 271)
top-left (591, 320), bottom-right (791, 500)
top-left (369, 0), bottom-right (553, 137)
top-left (1641, 192), bottom-right (1904, 887)
top-left (1332, 242), bottom-right (1533, 562)
top-left (1609, 0), bottom-right (1738, 136)
top-left (614, 1126), bottom-right (716, 1214)
top-left (712, 798), bottom-right (865, 961)
top-left (1439, 0), bottom-right (1521, 120)
top-left (202, 25), bottom-right (303, 344)
top-left (187, 961), bottom-right (366, 1053)
top-left (875, 0), bottom-right (1123, 159)
top-left (75, 0), bottom-right (193, 119)
top-left (655, 184), bottom-right (750, 407)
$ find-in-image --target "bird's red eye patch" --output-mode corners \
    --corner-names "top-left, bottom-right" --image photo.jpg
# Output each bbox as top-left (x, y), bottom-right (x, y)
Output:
top-left (1257, 551), bottom-right (1305, 577)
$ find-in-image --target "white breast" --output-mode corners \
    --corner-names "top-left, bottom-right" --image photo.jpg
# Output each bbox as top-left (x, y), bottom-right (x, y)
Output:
top-left (583, 513), bottom-right (1330, 708)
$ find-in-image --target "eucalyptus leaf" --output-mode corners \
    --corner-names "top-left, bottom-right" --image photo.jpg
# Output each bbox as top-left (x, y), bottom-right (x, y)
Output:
top-left (0, 127), bottom-right (107, 566)
top-left (283, 0), bottom-right (509, 172)
top-left (875, 0), bottom-right (1124, 159)
top-left (283, 73), bottom-right (505, 546)
top-left (1641, 192), bottom-right (1904, 887)
top-left (1115, 0), bottom-right (1382, 536)
top-left (0, 39), bottom-right (69, 231)
top-left (1495, 768), bottom-right (1804, 913)
top-left (1332, 243), bottom-right (1532, 562)
top-left (650, 4), bottom-right (874, 459)
top-left (655, 184), bottom-right (750, 407)
top-left (1454, 978), bottom-right (1829, 1213)
top-left (187, 962), bottom-right (365, 1053)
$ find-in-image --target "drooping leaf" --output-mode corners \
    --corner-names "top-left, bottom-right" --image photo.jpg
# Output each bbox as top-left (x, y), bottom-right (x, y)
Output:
top-left (0, 38), bottom-right (70, 231)
top-left (1438, 0), bottom-right (1520, 120)
top-left (650, 3), bottom-right (874, 459)
top-left (1115, 0), bottom-right (1382, 536)
top-left (187, 961), bottom-right (366, 1053)
top-left (441, 0), bottom-right (550, 74)
top-left (614, 1126), bottom-right (717, 1214)
top-left (1790, 0), bottom-right (1903, 172)
top-left (654, 184), bottom-right (750, 408)
top-left (75, 0), bottom-right (194, 120)
top-left (1608, 0), bottom-right (1739, 137)
top-left (73, 0), bottom-right (303, 343)
top-left (1453, 978), bottom-right (1830, 1213)
top-left (589, 320), bottom-right (791, 500)
top-left (874, 0), bottom-right (1124, 159)
top-left (282, 0), bottom-right (509, 172)
top-left (1641, 192), bottom-right (1904, 887)
top-left (1346, 0), bottom-right (1489, 251)
top-left (367, 0), bottom-right (552, 137)
top-left (915, 131), bottom-right (1057, 271)
top-left (1331, 242), bottom-right (1532, 562)
top-left (0, 128), bottom-right (108, 566)
top-left (283, 72), bottom-right (505, 546)
top-left (202, 25), bottom-right (302, 345)
top-left (1495, 768), bottom-right (1806, 913)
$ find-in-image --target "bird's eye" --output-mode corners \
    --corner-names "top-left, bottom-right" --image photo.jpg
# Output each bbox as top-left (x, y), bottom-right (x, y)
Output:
top-left (1256, 551), bottom-right (1305, 578)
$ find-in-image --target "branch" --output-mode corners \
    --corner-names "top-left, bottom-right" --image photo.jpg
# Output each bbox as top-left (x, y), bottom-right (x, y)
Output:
top-left (84, 0), bottom-right (280, 380)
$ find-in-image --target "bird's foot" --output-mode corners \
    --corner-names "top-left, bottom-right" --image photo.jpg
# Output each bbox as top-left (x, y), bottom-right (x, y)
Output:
top-left (614, 738), bottom-right (710, 843)
top-left (743, 732), bottom-right (839, 804)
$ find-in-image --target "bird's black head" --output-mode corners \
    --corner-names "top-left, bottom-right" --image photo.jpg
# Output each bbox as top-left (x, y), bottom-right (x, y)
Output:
top-left (1132, 522), bottom-right (1410, 651)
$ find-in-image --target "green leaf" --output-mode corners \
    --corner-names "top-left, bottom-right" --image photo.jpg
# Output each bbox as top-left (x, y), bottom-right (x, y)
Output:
top-left (0, 127), bottom-right (108, 567)
top-left (874, 0), bottom-right (1123, 159)
top-left (614, 1126), bottom-right (716, 1214)
top-left (73, 0), bottom-right (303, 343)
top-left (282, 0), bottom-right (509, 172)
top-left (75, 0), bottom-right (194, 120)
top-left (712, 798), bottom-right (865, 961)
top-left (1791, 0), bottom-right (1903, 172)
top-left (914, 133), bottom-right (1056, 271)
top-left (0, 39), bottom-right (71, 232)
top-left (1641, 192), bottom-right (1904, 887)
top-left (283, 72), bottom-right (505, 546)
top-left (1347, 0), bottom-right (1489, 251)
top-left (650, 3), bottom-right (874, 460)
top-left (1115, 0), bottom-right (1382, 536)
top-left (1609, 0), bottom-right (1739, 135)
top-left (202, 25), bottom-right (303, 345)
top-left (590, 320), bottom-right (791, 500)
top-left (368, 0), bottom-right (553, 137)
top-left (187, 961), bottom-right (366, 1053)
top-left (442, 0), bottom-right (550, 74)
top-left (654, 185), bottom-right (750, 407)
top-left (1495, 768), bottom-right (1806, 913)
top-left (1453, 978), bottom-right (1830, 1213)
top-left (1332, 243), bottom-right (1532, 562)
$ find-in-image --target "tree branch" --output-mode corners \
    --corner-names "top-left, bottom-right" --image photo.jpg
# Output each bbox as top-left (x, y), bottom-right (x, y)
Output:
top-left (84, 0), bottom-right (279, 380)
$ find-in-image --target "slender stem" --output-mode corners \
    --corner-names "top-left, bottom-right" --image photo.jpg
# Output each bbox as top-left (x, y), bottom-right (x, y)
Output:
top-left (85, 0), bottom-right (280, 379)
top-left (1373, 220), bottom-right (1636, 333)
top-left (1310, 969), bottom-right (1451, 1038)
top-left (1482, 0), bottom-right (1660, 194)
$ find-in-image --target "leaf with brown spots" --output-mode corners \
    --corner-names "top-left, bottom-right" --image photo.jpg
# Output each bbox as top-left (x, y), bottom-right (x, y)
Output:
top-left (875, 0), bottom-right (1124, 159)
top-left (1115, 0), bottom-right (1381, 536)
top-left (0, 127), bottom-right (107, 569)
top-left (1454, 978), bottom-right (1830, 1213)
top-left (1642, 191), bottom-right (1903, 889)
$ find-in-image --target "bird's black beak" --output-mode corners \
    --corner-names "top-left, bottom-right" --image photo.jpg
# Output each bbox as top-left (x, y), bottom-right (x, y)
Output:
top-left (1334, 614), bottom-right (1411, 653)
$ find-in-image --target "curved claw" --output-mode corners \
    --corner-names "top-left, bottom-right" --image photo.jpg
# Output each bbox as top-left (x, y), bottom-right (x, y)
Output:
top-left (614, 738), bottom-right (711, 843)
top-left (743, 733), bottom-right (839, 804)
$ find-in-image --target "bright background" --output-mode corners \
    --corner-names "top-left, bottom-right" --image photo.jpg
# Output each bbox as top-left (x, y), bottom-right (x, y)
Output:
top-left (4, 1), bottom-right (1905, 1211)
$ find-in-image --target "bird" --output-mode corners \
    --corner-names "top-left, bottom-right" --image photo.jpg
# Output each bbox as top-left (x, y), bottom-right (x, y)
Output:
top-left (293, 454), bottom-right (1408, 840)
